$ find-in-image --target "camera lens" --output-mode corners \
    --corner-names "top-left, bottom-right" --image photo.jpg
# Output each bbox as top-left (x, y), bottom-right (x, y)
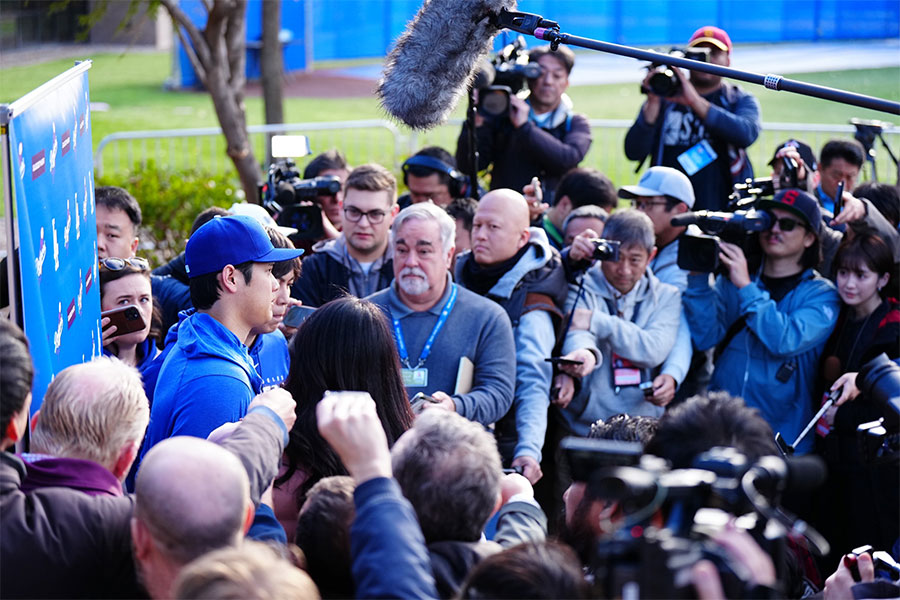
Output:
top-left (649, 68), bottom-right (680, 97)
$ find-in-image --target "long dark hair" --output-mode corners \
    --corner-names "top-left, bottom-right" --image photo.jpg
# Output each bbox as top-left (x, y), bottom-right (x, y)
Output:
top-left (278, 296), bottom-right (414, 497)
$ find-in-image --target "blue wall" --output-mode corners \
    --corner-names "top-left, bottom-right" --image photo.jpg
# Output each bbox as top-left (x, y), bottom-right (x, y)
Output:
top-left (177, 0), bottom-right (899, 87)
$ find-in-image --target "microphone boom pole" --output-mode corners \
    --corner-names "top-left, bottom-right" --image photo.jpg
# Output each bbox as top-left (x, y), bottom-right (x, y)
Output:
top-left (495, 9), bottom-right (900, 116)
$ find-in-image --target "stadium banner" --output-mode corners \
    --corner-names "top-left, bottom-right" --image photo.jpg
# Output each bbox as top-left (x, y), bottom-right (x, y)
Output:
top-left (2, 61), bottom-right (101, 411)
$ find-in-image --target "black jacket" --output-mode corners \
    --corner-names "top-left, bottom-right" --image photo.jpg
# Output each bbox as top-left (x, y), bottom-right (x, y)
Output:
top-left (0, 411), bottom-right (284, 599)
top-left (291, 248), bottom-right (394, 307)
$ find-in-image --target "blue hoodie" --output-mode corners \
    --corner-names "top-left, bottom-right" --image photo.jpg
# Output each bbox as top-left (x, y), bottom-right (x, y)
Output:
top-left (141, 312), bottom-right (263, 459)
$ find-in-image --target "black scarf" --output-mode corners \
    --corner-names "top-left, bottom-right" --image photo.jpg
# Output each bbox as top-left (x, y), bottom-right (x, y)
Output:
top-left (461, 245), bottom-right (530, 297)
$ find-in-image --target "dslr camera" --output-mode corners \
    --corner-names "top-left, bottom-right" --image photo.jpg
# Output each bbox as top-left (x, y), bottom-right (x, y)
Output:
top-left (261, 159), bottom-right (341, 240)
top-left (475, 35), bottom-right (542, 120)
top-left (675, 207), bottom-right (771, 274)
top-left (642, 47), bottom-right (710, 98)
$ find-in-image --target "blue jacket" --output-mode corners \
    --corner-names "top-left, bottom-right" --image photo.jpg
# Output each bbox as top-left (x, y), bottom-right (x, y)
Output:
top-left (683, 269), bottom-right (839, 454)
top-left (456, 228), bottom-right (566, 463)
top-left (351, 477), bottom-right (438, 599)
top-left (142, 312), bottom-right (262, 458)
top-left (248, 329), bottom-right (290, 389)
top-left (368, 276), bottom-right (516, 426)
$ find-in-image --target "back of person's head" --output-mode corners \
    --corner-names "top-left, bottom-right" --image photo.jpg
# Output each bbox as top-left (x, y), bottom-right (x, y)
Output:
top-left (190, 206), bottom-right (231, 237)
top-left (134, 436), bottom-right (251, 565)
top-left (266, 226), bottom-right (302, 281)
top-left (295, 476), bottom-right (355, 598)
top-left (96, 186), bottom-right (142, 227)
top-left (644, 392), bottom-right (778, 469)
top-left (281, 297), bottom-right (413, 494)
top-left (589, 413), bottom-right (658, 444)
top-left (601, 209), bottom-right (655, 254)
top-left (853, 182), bottom-right (900, 228)
top-left (459, 541), bottom-right (590, 599)
top-left (554, 168), bottom-right (617, 210)
top-left (446, 196), bottom-right (479, 234)
top-left (304, 149), bottom-right (348, 179)
top-left (345, 163), bottom-right (397, 200)
top-left (820, 138), bottom-right (865, 170)
top-left (0, 318), bottom-right (33, 448)
top-left (528, 44), bottom-right (576, 74)
top-left (31, 357), bottom-right (149, 475)
top-left (391, 409), bottom-right (502, 543)
top-left (173, 540), bottom-right (320, 600)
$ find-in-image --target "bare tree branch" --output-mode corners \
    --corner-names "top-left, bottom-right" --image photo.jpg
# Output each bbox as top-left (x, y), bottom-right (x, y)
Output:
top-left (225, 0), bottom-right (247, 93)
top-left (159, 0), bottom-right (211, 67)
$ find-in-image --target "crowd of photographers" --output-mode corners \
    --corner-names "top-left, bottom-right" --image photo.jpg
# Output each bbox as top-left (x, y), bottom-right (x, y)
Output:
top-left (3, 23), bottom-right (900, 600)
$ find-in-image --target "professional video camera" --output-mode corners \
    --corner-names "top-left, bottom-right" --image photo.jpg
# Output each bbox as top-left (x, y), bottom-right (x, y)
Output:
top-left (731, 158), bottom-right (801, 205)
top-left (674, 208), bottom-right (771, 273)
top-left (474, 35), bottom-right (542, 119)
top-left (641, 47), bottom-right (710, 97)
top-left (563, 438), bottom-right (828, 598)
top-left (260, 159), bottom-right (341, 240)
top-left (856, 353), bottom-right (900, 464)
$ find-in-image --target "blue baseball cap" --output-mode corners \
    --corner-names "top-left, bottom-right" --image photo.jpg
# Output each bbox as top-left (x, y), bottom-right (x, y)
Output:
top-left (185, 215), bottom-right (304, 278)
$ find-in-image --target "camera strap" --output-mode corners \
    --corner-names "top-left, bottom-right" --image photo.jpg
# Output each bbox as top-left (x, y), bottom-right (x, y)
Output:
top-left (714, 315), bottom-right (747, 364)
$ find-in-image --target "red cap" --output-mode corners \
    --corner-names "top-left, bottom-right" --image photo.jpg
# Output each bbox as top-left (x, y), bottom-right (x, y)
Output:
top-left (688, 26), bottom-right (732, 53)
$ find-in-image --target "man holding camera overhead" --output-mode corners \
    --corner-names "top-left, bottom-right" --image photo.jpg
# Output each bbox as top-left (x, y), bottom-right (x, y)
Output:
top-left (455, 45), bottom-right (592, 202)
top-left (624, 26), bottom-right (761, 211)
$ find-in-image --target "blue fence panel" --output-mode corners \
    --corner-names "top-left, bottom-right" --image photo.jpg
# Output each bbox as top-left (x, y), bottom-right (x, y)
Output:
top-left (175, 0), bottom-right (899, 88)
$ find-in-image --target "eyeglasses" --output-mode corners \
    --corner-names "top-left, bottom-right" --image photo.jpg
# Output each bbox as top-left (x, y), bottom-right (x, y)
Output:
top-left (344, 206), bottom-right (388, 224)
top-left (631, 199), bottom-right (669, 211)
top-left (100, 257), bottom-right (150, 271)
top-left (770, 217), bottom-right (806, 232)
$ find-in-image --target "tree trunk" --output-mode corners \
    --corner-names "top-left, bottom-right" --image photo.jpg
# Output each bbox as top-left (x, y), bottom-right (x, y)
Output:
top-left (260, 0), bottom-right (284, 166)
top-left (161, 0), bottom-right (262, 203)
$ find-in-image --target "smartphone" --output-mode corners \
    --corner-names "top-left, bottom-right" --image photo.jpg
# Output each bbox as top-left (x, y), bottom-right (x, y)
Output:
top-left (833, 180), bottom-right (844, 217)
top-left (545, 357), bottom-right (585, 366)
top-left (283, 305), bottom-right (316, 328)
top-left (101, 305), bottom-right (145, 338)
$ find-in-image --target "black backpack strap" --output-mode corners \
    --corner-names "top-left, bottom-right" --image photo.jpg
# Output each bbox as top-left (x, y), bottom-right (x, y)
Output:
top-left (714, 315), bottom-right (747, 363)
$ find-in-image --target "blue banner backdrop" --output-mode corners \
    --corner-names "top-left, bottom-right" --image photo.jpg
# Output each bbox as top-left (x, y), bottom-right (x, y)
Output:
top-left (7, 62), bottom-right (102, 411)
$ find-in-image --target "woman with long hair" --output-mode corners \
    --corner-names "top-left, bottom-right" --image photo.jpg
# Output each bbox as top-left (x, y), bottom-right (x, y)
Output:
top-left (99, 257), bottom-right (160, 374)
top-left (814, 231), bottom-right (899, 564)
top-left (273, 296), bottom-right (414, 540)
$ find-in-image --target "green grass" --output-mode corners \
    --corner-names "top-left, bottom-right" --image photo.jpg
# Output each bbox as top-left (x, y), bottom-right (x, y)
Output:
top-left (2, 51), bottom-right (897, 188)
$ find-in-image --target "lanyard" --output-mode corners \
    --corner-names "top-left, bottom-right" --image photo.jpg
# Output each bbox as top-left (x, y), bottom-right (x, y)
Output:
top-left (391, 284), bottom-right (458, 369)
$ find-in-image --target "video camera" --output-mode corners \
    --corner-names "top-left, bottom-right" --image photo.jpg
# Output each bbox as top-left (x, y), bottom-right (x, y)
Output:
top-left (260, 159), bottom-right (341, 240)
top-left (856, 353), bottom-right (900, 464)
top-left (641, 47), bottom-right (710, 98)
top-left (563, 438), bottom-right (828, 598)
top-left (674, 208), bottom-right (771, 273)
top-left (475, 35), bottom-right (542, 120)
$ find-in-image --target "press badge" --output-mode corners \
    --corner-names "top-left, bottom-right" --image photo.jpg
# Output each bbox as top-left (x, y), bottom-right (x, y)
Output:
top-left (677, 140), bottom-right (717, 176)
top-left (402, 368), bottom-right (428, 387)
top-left (611, 353), bottom-right (641, 389)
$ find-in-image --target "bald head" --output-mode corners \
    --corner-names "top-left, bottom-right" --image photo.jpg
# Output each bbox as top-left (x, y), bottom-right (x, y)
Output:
top-left (471, 189), bottom-right (532, 265)
top-left (31, 357), bottom-right (148, 476)
top-left (135, 437), bottom-right (250, 565)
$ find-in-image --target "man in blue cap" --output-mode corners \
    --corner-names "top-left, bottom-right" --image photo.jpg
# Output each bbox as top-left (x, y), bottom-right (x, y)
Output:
top-left (141, 215), bottom-right (304, 456)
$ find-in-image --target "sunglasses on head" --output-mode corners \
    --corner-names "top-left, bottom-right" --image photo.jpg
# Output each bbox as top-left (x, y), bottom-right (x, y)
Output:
top-left (100, 257), bottom-right (150, 271)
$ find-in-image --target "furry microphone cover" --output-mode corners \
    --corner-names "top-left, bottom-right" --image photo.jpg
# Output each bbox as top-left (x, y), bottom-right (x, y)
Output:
top-left (377, 0), bottom-right (518, 130)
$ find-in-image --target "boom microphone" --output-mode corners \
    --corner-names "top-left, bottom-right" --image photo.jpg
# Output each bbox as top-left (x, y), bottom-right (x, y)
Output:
top-left (376, 0), bottom-right (517, 130)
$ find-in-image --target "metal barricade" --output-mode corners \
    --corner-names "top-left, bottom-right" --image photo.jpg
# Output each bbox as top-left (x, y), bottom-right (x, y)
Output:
top-left (95, 119), bottom-right (898, 186)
